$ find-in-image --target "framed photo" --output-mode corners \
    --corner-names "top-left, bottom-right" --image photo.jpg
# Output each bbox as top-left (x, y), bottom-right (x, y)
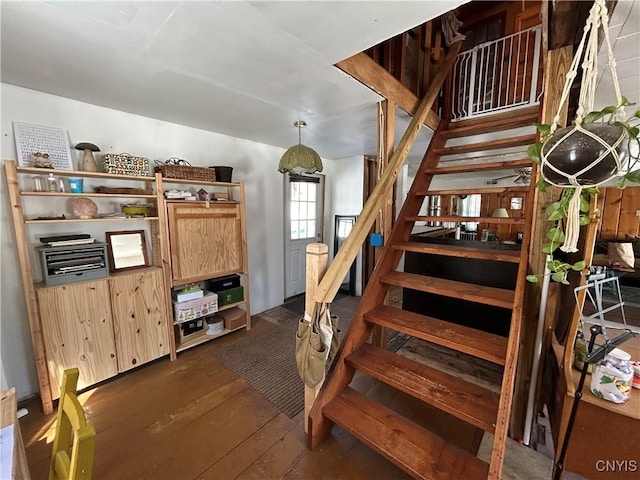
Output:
top-left (13, 121), bottom-right (73, 169)
top-left (105, 230), bottom-right (149, 273)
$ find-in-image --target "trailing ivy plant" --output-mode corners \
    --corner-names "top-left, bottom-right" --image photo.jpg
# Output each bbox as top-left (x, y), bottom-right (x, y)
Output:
top-left (525, 98), bottom-right (640, 284)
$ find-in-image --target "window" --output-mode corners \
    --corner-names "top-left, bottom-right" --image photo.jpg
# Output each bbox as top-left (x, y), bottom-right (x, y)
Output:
top-left (460, 194), bottom-right (481, 232)
top-left (289, 177), bottom-right (318, 240)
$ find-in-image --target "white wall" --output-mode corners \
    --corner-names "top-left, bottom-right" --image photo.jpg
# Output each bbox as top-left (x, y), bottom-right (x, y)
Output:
top-left (2, 84), bottom-right (352, 399)
top-left (322, 155), bottom-right (364, 295)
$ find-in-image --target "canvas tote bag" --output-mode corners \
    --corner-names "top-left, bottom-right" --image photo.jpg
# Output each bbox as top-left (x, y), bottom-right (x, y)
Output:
top-left (295, 302), bottom-right (338, 387)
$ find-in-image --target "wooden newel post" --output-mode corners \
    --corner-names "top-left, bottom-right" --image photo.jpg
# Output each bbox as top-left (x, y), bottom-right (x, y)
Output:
top-left (304, 243), bottom-right (328, 433)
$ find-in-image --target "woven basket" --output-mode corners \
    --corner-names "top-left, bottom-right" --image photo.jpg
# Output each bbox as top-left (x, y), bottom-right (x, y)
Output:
top-left (103, 153), bottom-right (150, 176)
top-left (155, 164), bottom-right (216, 182)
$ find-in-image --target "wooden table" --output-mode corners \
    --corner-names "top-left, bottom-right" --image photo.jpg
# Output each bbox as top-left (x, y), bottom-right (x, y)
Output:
top-left (1, 388), bottom-right (31, 479)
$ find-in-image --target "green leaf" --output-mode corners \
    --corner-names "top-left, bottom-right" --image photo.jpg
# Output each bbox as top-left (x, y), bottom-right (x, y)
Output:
top-left (547, 227), bottom-right (565, 242)
top-left (583, 187), bottom-right (599, 196)
top-left (583, 110), bottom-right (605, 124)
top-left (624, 170), bottom-right (640, 184)
top-left (552, 271), bottom-right (566, 282)
top-left (542, 244), bottom-right (554, 254)
top-left (545, 201), bottom-right (562, 216)
top-left (594, 208), bottom-right (601, 217)
top-left (619, 96), bottom-right (633, 107)
top-left (579, 196), bottom-right (590, 213)
top-left (579, 215), bottom-right (590, 226)
top-left (633, 108), bottom-right (640, 119)
top-left (526, 275), bottom-right (539, 283)
top-left (572, 260), bottom-right (587, 271)
top-left (561, 278), bottom-right (571, 285)
top-left (534, 123), bottom-right (551, 136)
top-left (527, 142), bottom-right (543, 163)
top-left (548, 209), bottom-right (565, 221)
top-left (600, 105), bottom-right (617, 115)
top-left (628, 126), bottom-right (639, 139)
top-left (536, 178), bottom-right (550, 192)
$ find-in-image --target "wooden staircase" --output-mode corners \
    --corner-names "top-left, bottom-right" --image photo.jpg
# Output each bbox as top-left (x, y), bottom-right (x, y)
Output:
top-left (307, 106), bottom-right (539, 479)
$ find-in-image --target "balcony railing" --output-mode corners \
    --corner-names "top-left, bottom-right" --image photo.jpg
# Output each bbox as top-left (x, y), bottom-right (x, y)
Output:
top-left (450, 25), bottom-right (542, 121)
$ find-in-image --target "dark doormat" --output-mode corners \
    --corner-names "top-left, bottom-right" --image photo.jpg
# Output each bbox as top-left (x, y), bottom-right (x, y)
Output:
top-left (282, 292), bottom-right (347, 316)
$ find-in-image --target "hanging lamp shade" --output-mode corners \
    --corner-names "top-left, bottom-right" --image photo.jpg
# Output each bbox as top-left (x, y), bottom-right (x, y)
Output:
top-left (278, 120), bottom-right (323, 174)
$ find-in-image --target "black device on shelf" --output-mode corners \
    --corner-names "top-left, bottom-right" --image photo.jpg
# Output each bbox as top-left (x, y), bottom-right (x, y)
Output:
top-left (38, 242), bottom-right (109, 286)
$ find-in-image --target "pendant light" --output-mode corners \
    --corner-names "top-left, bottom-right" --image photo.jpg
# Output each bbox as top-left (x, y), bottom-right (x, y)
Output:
top-left (278, 120), bottom-right (323, 174)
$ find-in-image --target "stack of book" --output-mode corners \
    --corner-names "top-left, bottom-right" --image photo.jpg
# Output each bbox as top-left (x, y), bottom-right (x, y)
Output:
top-left (40, 234), bottom-right (95, 247)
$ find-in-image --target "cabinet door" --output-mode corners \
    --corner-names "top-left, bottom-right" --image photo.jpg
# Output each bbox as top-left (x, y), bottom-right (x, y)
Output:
top-left (167, 203), bottom-right (243, 285)
top-left (37, 281), bottom-right (118, 399)
top-left (109, 268), bottom-right (169, 372)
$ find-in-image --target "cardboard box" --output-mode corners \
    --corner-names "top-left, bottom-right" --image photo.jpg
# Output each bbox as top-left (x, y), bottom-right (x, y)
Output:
top-left (220, 307), bottom-right (246, 331)
top-left (173, 291), bottom-right (218, 323)
top-left (176, 317), bottom-right (206, 344)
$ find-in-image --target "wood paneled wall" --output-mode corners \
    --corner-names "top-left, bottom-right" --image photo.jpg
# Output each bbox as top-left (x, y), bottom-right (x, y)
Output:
top-left (596, 186), bottom-right (640, 240)
top-left (478, 192), bottom-right (527, 242)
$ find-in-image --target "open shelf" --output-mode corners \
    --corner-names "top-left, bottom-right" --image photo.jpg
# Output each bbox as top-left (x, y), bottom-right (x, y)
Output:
top-left (21, 191), bottom-right (156, 199)
top-left (25, 216), bottom-right (160, 224)
top-left (16, 166), bottom-right (155, 182)
top-left (175, 324), bottom-right (247, 353)
top-left (161, 178), bottom-right (241, 187)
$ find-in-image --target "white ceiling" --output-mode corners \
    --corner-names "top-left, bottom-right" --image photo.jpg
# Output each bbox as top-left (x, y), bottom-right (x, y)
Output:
top-left (0, 0), bottom-right (465, 163)
top-left (1, 1), bottom-right (637, 168)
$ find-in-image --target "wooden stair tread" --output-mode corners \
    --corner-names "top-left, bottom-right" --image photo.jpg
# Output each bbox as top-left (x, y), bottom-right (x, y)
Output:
top-left (346, 343), bottom-right (499, 432)
top-left (380, 271), bottom-right (514, 309)
top-left (424, 158), bottom-right (531, 174)
top-left (364, 304), bottom-right (508, 365)
top-left (442, 106), bottom-right (539, 138)
top-left (408, 215), bottom-right (525, 225)
top-left (394, 241), bottom-right (521, 263)
top-left (323, 387), bottom-right (489, 480)
top-left (434, 134), bottom-right (537, 156)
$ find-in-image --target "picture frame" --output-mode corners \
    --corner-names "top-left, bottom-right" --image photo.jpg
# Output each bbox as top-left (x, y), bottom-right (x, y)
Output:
top-left (105, 230), bottom-right (149, 273)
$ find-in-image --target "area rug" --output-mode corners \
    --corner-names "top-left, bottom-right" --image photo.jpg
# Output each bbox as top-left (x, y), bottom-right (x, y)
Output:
top-left (214, 295), bottom-right (359, 418)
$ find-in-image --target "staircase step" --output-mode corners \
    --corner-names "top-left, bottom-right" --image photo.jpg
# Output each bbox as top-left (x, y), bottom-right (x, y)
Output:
top-left (394, 242), bottom-right (520, 263)
top-left (424, 158), bottom-right (531, 175)
top-left (323, 387), bottom-right (489, 480)
top-left (434, 134), bottom-right (537, 156)
top-left (442, 106), bottom-right (539, 139)
top-left (346, 343), bottom-right (499, 432)
top-left (364, 304), bottom-right (508, 365)
top-left (418, 186), bottom-right (529, 196)
top-left (380, 271), bottom-right (514, 309)
top-left (408, 215), bottom-right (525, 225)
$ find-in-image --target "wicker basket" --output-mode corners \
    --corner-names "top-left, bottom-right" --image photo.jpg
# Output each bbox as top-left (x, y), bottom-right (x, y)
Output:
top-left (103, 153), bottom-right (150, 176)
top-left (155, 163), bottom-right (216, 182)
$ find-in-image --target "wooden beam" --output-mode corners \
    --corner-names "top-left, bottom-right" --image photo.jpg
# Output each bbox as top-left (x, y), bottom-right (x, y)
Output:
top-left (314, 42), bottom-right (461, 304)
top-left (303, 243), bottom-right (329, 434)
top-left (336, 53), bottom-right (441, 131)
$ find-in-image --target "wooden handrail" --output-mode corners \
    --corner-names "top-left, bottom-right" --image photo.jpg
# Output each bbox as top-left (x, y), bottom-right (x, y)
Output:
top-left (313, 42), bottom-right (462, 304)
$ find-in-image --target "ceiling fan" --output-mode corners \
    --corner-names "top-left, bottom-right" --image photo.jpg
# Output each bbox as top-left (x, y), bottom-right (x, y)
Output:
top-left (486, 168), bottom-right (532, 185)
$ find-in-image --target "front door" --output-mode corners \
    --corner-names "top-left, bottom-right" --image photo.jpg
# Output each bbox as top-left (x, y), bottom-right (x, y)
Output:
top-left (284, 174), bottom-right (324, 299)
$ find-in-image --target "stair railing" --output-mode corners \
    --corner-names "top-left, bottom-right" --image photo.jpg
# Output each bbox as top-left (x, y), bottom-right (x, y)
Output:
top-left (312, 42), bottom-right (462, 306)
top-left (451, 25), bottom-right (542, 121)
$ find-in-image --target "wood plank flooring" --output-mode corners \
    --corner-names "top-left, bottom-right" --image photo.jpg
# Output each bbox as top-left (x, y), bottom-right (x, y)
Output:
top-left (18, 314), bottom-right (415, 480)
top-left (18, 290), bottom-right (553, 479)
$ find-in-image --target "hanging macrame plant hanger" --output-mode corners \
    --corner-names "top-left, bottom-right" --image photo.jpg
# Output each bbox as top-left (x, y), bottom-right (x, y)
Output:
top-left (540, 0), bottom-right (628, 253)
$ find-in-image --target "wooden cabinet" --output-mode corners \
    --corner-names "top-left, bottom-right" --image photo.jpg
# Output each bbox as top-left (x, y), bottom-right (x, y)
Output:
top-left (5, 159), bottom-right (250, 412)
top-left (167, 202), bottom-right (243, 285)
top-left (37, 281), bottom-right (118, 398)
top-left (109, 268), bottom-right (169, 372)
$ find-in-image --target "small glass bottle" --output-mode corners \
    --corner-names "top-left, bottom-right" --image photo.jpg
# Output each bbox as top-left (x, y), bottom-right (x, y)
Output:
top-left (57, 178), bottom-right (66, 193)
top-left (32, 176), bottom-right (44, 192)
top-left (590, 348), bottom-right (633, 403)
top-left (47, 173), bottom-right (58, 192)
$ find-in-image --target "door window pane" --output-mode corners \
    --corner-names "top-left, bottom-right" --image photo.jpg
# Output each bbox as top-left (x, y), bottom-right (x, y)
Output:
top-left (289, 180), bottom-right (318, 240)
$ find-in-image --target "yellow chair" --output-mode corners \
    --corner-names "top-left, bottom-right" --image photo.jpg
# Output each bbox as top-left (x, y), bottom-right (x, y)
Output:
top-left (49, 368), bottom-right (96, 480)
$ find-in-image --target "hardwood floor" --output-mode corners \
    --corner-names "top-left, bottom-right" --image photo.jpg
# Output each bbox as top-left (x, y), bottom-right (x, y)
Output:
top-left (19, 289), bottom-right (553, 479)
top-left (19, 314), bottom-right (415, 480)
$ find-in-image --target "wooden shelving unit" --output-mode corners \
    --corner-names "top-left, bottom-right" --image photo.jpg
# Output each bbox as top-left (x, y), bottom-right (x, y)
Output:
top-left (5, 160), bottom-right (251, 413)
top-left (160, 176), bottom-right (251, 358)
